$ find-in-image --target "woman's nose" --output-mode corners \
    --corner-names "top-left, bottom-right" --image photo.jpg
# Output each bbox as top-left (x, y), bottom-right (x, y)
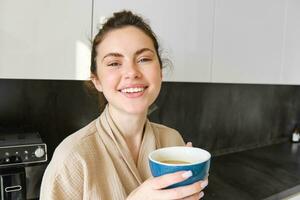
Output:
top-left (124, 63), bottom-right (142, 79)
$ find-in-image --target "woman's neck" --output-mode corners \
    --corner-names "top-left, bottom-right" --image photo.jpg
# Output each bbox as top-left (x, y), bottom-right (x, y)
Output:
top-left (108, 104), bottom-right (147, 140)
top-left (108, 104), bottom-right (147, 164)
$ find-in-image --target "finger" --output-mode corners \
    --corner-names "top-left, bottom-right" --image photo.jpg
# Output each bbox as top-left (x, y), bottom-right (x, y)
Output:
top-left (160, 180), bottom-right (204, 199)
top-left (181, 192), bottom-right (204, 200)
top-left (201, 179), bottom-right (208, 188)
top-left (186, 142), bottom-right (193, 147)
top-left (199, 191), bottom-right (204, 199)
top-left (150, 171), bottom-right (193, 189)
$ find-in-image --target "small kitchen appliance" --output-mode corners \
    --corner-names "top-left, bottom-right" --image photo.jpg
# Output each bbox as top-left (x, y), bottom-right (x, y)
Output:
top-left (0, 132), bottom-right (47, 200)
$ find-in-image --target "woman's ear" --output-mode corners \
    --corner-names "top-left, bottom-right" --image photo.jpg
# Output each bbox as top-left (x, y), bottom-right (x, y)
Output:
top-left (91, 75), bottom-right (103, 92)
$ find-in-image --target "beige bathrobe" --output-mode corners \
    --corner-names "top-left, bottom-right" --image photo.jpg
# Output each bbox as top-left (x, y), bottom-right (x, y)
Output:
top-left (40, 107), bottom-right (185, 200)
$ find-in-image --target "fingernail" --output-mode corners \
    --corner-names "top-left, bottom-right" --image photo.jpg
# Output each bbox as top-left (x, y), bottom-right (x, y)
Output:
top-left (182, 170), bottom-right (193, 178)
top-left (201, 180), bottom-right (208, 188)
top-left (199, 191), bottom-right (204, 199)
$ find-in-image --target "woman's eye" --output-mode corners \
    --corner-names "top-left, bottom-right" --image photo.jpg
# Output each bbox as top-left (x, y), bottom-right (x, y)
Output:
top-left (107, 62), bottom-right (121, 67)
top-left (138, 58), bottom-right (151, 63)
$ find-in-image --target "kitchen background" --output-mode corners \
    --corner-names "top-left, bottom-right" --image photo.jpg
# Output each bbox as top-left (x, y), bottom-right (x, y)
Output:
top-left (1, 79), bottom-right (300, 158)
top-left (1, 0), bottom-right (300, 200)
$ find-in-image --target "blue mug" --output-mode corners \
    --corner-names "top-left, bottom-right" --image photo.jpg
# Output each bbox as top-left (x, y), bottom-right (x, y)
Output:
top-left (149, 146), bottom-right (211, 188)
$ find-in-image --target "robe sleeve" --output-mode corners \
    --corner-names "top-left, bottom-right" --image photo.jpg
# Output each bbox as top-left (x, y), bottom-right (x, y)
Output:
top-left (39, 151), bottom-right (84, 200)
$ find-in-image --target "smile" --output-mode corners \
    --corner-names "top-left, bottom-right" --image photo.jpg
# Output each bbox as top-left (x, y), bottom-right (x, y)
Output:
top-left (120, 87), bottom-right (146, 93)
top-left (119, 86), bottom-right (148, 98)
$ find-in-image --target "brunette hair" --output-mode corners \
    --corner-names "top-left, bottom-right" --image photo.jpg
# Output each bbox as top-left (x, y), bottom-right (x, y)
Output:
top-left (90, 10), bottom-right (162, 75)
top-left (86, 10), bottom-right (164, 111)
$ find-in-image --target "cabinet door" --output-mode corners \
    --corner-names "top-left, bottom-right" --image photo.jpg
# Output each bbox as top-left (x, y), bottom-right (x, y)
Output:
top-left (281, 0), bottom-right (300, 85)
top-left (212, 0), bottom-right (286, 84)
top-left (93, 0), bottom-right (214, 82)
top-left (0, 0), bottom-right (92, 80)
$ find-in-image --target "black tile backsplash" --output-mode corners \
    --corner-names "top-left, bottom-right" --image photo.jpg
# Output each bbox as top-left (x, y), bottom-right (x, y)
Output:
top-left (150, 83), bottom-right (300, 155)
top-left (0, 79), bottom-right (100, 158)
top-left (1, 79), bottom-right (300, 158)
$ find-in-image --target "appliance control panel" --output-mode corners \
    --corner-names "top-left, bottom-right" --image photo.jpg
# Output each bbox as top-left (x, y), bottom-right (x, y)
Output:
top-left (0, 143), bottom-right (47, 167)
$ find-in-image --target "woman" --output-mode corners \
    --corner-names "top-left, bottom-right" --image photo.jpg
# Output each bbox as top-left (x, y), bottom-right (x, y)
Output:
top-left (40, 10), bottom-right (208, 200)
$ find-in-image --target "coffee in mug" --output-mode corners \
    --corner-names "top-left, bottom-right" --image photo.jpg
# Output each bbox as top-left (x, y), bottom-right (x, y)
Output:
top-left (159, 160), bottom-right (191, 164)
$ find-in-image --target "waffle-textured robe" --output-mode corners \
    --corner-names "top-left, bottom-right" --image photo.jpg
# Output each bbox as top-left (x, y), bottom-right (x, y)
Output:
top-left (40, 107), bottom-right (185, 200)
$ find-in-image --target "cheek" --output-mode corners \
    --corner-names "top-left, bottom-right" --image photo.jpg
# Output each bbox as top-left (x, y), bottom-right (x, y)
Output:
top-left (99, 71), bottom-right (120, 90)
top-left (148, 67), bottom-right (162, 84)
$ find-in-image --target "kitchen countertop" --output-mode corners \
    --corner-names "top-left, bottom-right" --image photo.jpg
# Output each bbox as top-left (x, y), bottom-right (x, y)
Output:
top-left (204, 141), bottom-right (300, 200)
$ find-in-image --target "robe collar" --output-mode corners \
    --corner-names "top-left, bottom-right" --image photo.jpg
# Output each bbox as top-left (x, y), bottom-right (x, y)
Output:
top-left (97, 105), bottom-right (160, 183)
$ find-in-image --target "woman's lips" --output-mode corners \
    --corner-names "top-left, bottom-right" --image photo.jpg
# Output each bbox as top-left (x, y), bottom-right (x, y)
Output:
top-left (119, 86), bottom-right (148, 98)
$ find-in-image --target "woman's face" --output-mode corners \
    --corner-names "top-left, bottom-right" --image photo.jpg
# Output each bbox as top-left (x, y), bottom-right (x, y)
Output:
top-left (92, 26), bottom-right (162, 115)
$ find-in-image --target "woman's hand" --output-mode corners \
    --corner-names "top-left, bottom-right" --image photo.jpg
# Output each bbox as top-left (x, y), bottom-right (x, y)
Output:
top-left (127, 142), bottom-right (208, 199)
top-left (186, 142), bottom-right (193, 147)
top-left (127, 171), bottom-right (208, 200)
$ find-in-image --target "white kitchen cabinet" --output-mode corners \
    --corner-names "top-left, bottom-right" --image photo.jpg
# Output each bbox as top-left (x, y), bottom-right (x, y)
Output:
top-left (93, 0), bottom-right (214, 82)
top-left (281, 0), bottom-right (300, 85)
top-left (0, 0), bottom-right (92, 80)
top-left (1, 0), bottom-right (298, 84)
top-left (211, 0), bottom-right (286, 84)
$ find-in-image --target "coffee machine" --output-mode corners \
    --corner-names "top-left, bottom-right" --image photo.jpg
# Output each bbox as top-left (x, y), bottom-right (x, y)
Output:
top-left (0, 132), bottom-right (47, 200)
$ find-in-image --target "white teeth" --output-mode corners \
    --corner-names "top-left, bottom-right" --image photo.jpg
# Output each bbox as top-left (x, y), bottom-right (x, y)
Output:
top-left (121, 87), bottom-right (145, 93)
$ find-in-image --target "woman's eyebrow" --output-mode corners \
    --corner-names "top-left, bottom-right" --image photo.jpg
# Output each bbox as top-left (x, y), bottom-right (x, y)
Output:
top-left (102, 48), bottom-right (154, 62)
top-left (135, 48), bottom-right (154, 56)
top-left (102, 53), bottom-right (123, 61)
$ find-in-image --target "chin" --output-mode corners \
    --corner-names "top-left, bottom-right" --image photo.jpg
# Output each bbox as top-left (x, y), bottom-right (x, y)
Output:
top-left (109, 97), bottom-right (156, 116)
top-left (118, 103), bottom-right (150, 115)
top-left (123, 107), bottom-right (148, 115)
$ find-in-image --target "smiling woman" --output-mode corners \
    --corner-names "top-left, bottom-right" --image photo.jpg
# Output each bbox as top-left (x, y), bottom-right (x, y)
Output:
top-left (39, 10), bottom-right (208, 200)
top-left (92, 26), bottom-right (162, 115)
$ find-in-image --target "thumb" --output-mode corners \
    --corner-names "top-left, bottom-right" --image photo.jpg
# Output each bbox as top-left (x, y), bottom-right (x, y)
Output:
top-left (186, 142), bottom-right (193, 147)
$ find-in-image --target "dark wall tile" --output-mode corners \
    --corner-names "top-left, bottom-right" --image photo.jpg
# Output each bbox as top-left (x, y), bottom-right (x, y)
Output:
top-left (0, 79), bottom-right (100, 157)
top-left (1, 79), bottom-right (300, 158)
top-left (149, 83), bottom-right (300, 155)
